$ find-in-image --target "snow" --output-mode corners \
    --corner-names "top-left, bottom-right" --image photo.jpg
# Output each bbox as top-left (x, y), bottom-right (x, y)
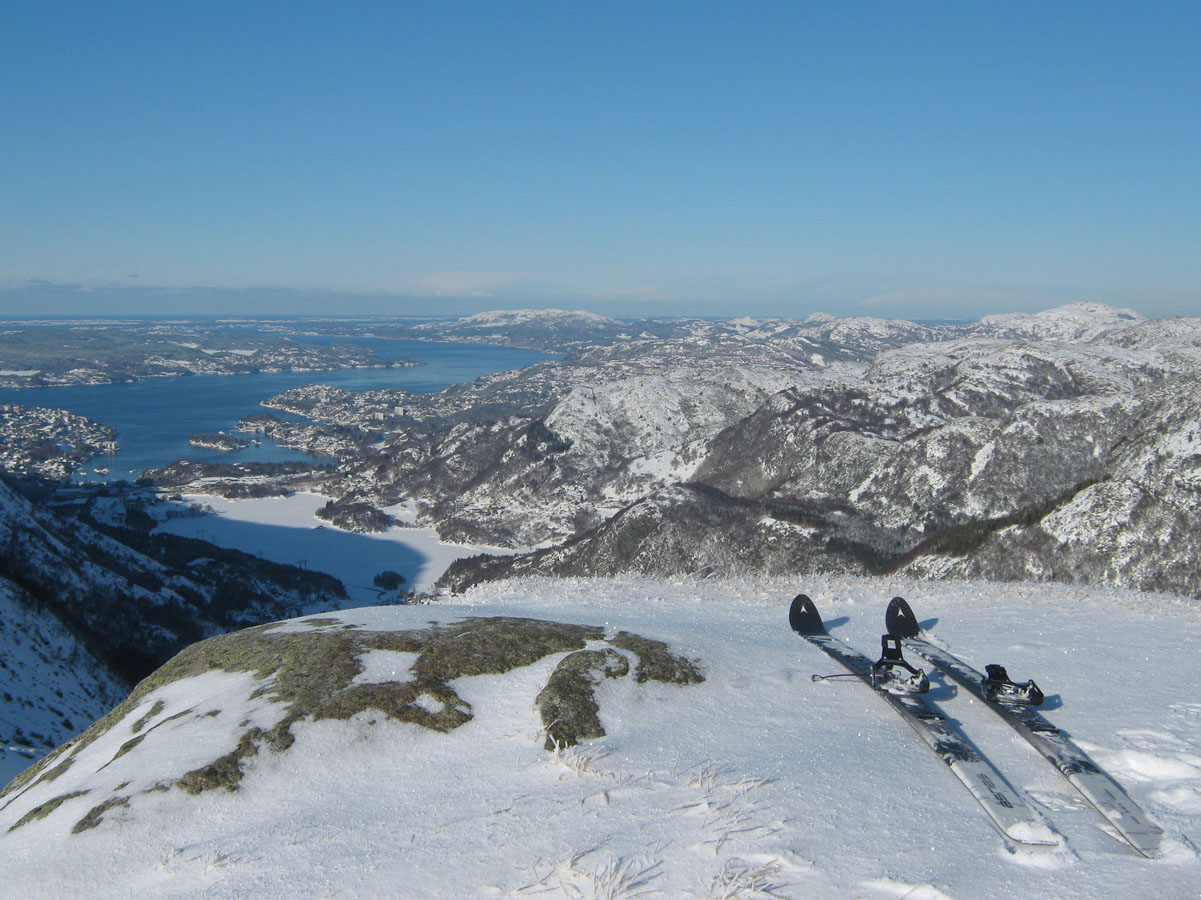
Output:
top-left (976, 303), bottom-right (1145, 342)
top-left (458, 309), bottom-right (618, 326)
top-left (350, 649), bottom-right (421, 685)
top-left (154, 492), bottom-right (511, 599)
top-left (0, 582), bottom-right (126, 784)
top-left (70, 669), bottom-right (291, 796)
top-left (2, 574), bottom-right (1199, 898)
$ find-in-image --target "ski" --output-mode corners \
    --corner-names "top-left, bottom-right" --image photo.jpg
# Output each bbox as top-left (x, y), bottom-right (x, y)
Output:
top-left (886, 596), bottom-right (1163, 859)
top-left (789, 593), bottom-right (1058, 850)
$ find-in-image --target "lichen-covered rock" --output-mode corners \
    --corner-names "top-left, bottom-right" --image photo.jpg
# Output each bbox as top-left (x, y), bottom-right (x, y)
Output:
top-left (0, 612), bottom-right (703, 835)
top-left (536, 648), bottom-right (630, 750)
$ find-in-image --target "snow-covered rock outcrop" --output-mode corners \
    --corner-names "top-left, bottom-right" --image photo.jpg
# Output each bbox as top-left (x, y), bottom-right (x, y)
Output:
top-left (2, 580), bottom-right (1199, 898)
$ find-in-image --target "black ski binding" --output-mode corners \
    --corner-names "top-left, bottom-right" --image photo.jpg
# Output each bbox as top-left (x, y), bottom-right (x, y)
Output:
top-left (872, 634), bottom-right (930, 694)
top-left (982, 664), bottom-right (1045, 706)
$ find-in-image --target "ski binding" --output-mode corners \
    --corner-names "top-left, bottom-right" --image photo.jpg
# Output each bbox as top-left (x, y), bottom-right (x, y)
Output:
top-left (982, 664), bottom-right (1045, 706)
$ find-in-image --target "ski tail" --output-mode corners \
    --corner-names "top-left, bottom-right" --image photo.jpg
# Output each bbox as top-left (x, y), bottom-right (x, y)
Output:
top-left (885, 595), bottom-right (921, 639)
top-left (789, 593), bottom-right (826, 635)
top-left (889, 595), bottom-right (1164, 858)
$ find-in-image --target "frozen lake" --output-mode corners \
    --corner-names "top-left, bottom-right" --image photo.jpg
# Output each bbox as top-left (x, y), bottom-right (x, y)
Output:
top-left (155, 492), bottom-right (509, 599)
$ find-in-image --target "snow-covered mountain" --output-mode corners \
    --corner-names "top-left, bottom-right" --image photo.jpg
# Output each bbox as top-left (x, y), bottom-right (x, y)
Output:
top-left (411, 308), bottom-right (628, 351)
top-left (2, 576), bottom-right (1198, 898)
top-left (5, 304), bottom-right (1201, 896)
top-left (429, 305), bottom-right (1201, 598)
top-left (109, 302), bottom-right (1201, 598)
top-left (971, 302), bottom-right (1145, 342)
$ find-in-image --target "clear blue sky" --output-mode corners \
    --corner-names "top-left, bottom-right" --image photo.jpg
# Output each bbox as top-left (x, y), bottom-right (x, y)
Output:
top-left (2, 1), bottom-right (1198, 320)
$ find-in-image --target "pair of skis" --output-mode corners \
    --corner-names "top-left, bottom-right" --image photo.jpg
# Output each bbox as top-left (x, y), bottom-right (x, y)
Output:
top-left (789, 593), bottom-right (1163, 857)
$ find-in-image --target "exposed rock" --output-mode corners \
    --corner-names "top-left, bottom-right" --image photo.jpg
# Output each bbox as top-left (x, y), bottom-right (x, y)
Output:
top-left (436, 483), bottom-right (907, 592)
top-left (315, 498), bottom-right (395, 533)
top-left (1, 613), bottom-right (703, 833)
top-left (537, 648), bottom-right (629, 749)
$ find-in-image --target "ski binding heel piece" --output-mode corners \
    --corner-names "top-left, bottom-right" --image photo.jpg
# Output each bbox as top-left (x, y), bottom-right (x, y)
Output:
top-left (872, 634), bottom-right (930, 694)
top-left (983, 664), bottom-right (1045, 706)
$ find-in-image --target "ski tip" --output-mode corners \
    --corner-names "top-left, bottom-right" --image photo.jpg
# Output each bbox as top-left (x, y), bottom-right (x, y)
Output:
top-left (789, 593), bottom-right (826, 635)
top-left (885, 596), bottom-right (921, 638)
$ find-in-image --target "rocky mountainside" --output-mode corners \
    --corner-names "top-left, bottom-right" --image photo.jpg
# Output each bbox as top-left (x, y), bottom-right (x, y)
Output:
top-left (0, 477), bottom-right (349, 775)
top-left (255, 316), bottom-right (937, 543)
top-left (145, 303), bottom-right (1197, 598)
top-left (431, 304), bottom-right (1201, 598)
top-left (0, 578), bottom-right (127, 784)
top-left (436, 483), bottom-right (896, 592)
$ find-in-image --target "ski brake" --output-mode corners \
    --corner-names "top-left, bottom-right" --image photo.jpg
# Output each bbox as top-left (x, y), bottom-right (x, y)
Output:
top-left (872, 634), bottom-right (930, 694)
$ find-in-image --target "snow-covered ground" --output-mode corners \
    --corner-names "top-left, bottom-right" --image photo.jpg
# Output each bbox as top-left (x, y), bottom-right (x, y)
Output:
top-left (2, 575), bottom-right (1198, 898)
top-left (154, 492), bottom-right (510, 599)
top-left (0, 584), bottom-right (127, 785)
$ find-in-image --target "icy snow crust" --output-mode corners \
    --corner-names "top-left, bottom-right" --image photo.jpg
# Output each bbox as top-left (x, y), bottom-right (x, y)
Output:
top-left (2, 575), bottom-right (1199, 899)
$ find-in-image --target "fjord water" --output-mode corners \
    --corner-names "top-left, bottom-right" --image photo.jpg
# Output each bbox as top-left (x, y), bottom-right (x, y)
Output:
top-left (0, 338), bottom-right (552, 480)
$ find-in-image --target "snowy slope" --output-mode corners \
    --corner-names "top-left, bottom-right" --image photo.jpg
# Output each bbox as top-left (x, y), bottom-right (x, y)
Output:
top-left (2, 576), bottom-right (1198, 899)
top-left (0, 580), bottom-right (127, 785)
top-left (973, 302), bottom-right (1145, 342)
top-left (0, 478), bottom-right (349, 685)
top-left (442, 307), bottom-right (1201, 596)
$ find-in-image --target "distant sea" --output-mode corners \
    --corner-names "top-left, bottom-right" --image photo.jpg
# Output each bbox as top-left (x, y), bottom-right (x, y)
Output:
top-left (0, 337), bottom-right (553, 481)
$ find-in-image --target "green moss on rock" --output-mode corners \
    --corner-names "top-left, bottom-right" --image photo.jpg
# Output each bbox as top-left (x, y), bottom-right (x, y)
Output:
top-left (536, 648), bottom-right (630, 750)
top-left (413, 617), bottom-right (603, 681)
top-left (297, 617), bottom-right (344, 629)
top-left (1, 742), bottom-right (74, 797)
top-left (8, 791), bottom-right (89, 833)
top-left (3, 614), bottom-right (706, 834)
top-left (177, 730), bottom-right (262, 794)
top-left (608, 631), bottom-right (704, 684)
top-left (130, 616), bottom-right (599, 790)
top-left (104, 735), bottom-right (145, 767)
top-left (317, 681), bottom-right (471, 732)
top-left (131, 700), bottom-right (165, 734)
top-left (36, 757), bottom-right (75, 786)
top-left (72, 795), bottom-right (130, 834)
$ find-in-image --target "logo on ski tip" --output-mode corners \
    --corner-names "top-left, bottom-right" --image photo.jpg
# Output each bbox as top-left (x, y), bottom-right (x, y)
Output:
top-left (978, 773), bottom-right (1015, 809)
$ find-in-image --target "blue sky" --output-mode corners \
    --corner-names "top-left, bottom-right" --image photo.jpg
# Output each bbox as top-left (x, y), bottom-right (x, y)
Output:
top-left (1, 1), bottom-right (1197, 320)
